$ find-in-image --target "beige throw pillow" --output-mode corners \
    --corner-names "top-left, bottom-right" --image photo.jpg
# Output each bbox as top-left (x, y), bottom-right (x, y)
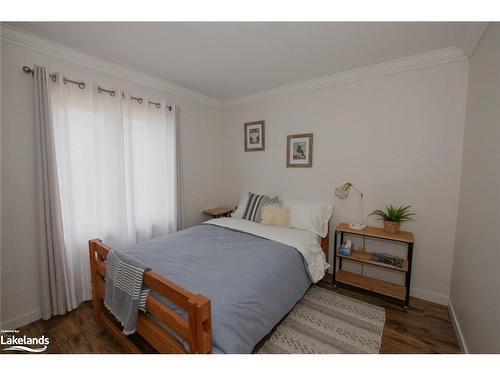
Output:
top-left (260, 204), bottom-right (290, 228)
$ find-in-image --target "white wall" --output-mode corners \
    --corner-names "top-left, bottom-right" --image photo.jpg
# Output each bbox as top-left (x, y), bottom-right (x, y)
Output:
top-left (220, 61), bottom-right (469, 304)
top-left (450, 24), bottom-right (500, 353)
top-left (0, 40), bottom-right (223, 328)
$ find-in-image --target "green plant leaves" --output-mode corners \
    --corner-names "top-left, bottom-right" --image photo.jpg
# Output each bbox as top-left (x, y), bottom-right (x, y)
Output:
top-left (369, 204), bottom-right (415, 222)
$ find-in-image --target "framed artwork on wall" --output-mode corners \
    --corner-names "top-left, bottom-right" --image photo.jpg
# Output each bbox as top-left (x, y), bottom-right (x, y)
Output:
top-left (286, 133), bottom-right (313, 168)
top-left (244, 120), bottom-right (265, 151)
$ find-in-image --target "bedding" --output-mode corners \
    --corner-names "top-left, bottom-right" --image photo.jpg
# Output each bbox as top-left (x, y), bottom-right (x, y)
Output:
top-left (118, 218), bottom-right (325, 353)
top-left (207, 218), bottom-right (328, 282)
top-left (281, 198), bottom-right (334, 237)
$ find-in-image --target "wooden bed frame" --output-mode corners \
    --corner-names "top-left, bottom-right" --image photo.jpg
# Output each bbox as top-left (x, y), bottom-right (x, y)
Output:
top-left (89, 227), bottom-right (329, 354)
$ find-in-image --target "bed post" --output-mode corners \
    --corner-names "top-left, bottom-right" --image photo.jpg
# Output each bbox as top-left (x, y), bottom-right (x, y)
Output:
top-left (188, 296), bottom-right (212, 353)
top-left (89, 239), bottom-right (103, 324)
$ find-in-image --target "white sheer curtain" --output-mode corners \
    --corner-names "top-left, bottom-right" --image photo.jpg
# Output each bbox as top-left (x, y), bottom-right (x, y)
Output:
top-left (49, 74), bottom-right (180, 308)
top-left (122, 98), bottom-right (178, 242)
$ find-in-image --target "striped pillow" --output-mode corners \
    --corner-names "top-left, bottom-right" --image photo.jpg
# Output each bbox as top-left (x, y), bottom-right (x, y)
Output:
top-left (242, 192), bottom-right (280, 222)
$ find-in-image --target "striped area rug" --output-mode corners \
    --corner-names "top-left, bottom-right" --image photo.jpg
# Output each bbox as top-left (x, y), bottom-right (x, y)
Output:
top-left (257, 286), bottom-right (385, 354)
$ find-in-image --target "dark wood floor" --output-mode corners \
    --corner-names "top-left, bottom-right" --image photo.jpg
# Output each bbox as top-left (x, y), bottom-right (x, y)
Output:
top-left (318, 275), bottom-right (461, 354)
top-left (6, 275), bottom-right (461, 354)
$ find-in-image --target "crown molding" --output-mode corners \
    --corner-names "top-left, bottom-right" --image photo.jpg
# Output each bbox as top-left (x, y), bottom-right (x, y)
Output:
top-left (461, 22), bottom-right (489, 57)
top-left (1, 23), bottom-right (476, 111)
top-left (221, 46), bottom-right (467, 109)
top-left (0, 24), bottom-right (221, 108)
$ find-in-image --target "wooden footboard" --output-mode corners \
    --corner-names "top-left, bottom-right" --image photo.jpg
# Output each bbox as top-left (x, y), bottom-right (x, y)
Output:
top-left (88, 239), bottom-right (212, 354)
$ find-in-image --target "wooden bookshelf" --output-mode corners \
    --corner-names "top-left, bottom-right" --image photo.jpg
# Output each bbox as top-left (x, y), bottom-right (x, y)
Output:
top-left (336, 223), bottom-right (414, 243)
top-left (336, 249), bottom-right (408, 272)
top-left (336, 270), bottom-right (406, 301)
top-left (333, 223), bottom-right (415, 308)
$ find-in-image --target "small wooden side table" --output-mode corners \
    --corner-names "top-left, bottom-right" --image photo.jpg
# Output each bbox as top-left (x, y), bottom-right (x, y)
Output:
top-left (202, 207), bottom-right (233, 219)
top-left (333, 223), bottom-right (414, 309)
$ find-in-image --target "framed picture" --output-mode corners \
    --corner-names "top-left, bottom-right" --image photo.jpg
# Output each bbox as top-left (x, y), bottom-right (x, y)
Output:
top-left (244, 121), bottom-right (265, 151)
top-left (286, 133), bottom-right (313, 168)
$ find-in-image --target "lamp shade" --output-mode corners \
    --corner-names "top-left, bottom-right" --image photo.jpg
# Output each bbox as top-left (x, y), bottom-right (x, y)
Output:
top-left (335, 182), bottom-right (352, 199)
top-left (334, 182), bottom-right (366, 230)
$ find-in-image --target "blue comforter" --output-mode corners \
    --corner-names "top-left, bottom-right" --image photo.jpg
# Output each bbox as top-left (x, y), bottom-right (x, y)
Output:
top-left (119, 223), bottom-right (311, 353)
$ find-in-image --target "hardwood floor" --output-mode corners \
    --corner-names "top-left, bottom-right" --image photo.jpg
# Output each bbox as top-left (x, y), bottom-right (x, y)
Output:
top-left (4, 275), bottom-right (461, 354)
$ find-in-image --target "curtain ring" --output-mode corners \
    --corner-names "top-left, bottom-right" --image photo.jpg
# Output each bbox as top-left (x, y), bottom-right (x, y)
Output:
top-left (22, 66), bottom-right (33, 75)
top-left (78, 82), bottom-right (86, 89)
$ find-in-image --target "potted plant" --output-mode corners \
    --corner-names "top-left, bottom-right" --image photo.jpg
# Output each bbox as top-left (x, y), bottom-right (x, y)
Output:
top-left (369, 204), bottom-right (415, 234)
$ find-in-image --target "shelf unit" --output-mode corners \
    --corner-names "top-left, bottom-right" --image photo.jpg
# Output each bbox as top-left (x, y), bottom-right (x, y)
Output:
top-left (336, 249), bottom-right (409, 272)
top-left (333, 223), bottom-right (414, 308)
top-left (336, 270), bottom-right (406, 301)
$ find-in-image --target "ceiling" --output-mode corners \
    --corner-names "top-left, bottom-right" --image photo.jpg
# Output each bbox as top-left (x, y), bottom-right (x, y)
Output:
top-left (9, 22), bottom-right (486, 101)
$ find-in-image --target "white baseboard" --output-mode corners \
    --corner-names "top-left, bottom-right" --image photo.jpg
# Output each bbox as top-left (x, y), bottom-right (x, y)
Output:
top-left (410, 287), bottom-right (449, 306)
top-left (448, 299), bottom-right (469, 353)
top-left (1, 309), bottom-right (41, 330)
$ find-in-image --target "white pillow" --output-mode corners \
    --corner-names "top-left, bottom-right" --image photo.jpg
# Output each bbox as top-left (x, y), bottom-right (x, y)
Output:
top-left (282, 199), bottom-right (333, 238)
top-left (231, 193), bottom-right (249, 219)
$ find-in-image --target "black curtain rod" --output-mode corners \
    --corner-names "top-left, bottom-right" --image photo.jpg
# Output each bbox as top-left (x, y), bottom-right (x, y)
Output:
top-left (22, 66), bottom-right (173, 111)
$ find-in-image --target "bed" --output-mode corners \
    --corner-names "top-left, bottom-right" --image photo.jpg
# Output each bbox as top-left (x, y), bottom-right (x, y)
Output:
top-left (89, 217), bottom-right (330, 353)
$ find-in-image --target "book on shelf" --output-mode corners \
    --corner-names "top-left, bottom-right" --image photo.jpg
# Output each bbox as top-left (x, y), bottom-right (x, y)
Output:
top-left (370, 252), bottom-right (404, 268)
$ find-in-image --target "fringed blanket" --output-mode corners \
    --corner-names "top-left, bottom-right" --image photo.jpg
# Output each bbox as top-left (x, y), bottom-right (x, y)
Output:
top-left (104, 249), bottom-right (150, 335)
